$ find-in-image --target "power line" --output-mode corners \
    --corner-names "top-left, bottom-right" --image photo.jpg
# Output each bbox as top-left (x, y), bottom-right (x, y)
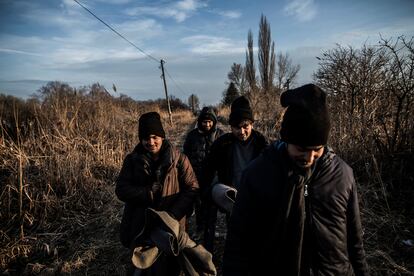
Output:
top-left (72, 0), bottom-right (187, 120)
top-left (164, 67), bottom-right (190, 98)
top-left (73, 0), bottom-right (159, 63)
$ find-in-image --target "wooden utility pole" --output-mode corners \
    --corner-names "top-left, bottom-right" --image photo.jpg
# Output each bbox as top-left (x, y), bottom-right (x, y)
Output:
top-left (160, 59), bottom-right (173, 125)
top-left (191, 94), bottom-right (195, 114)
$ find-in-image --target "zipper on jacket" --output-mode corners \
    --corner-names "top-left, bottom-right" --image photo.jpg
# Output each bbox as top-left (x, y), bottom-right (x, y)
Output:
top-left (304, 181), bottom-right (314, 233)
top-left (304, 182), bottom-right (320, 273)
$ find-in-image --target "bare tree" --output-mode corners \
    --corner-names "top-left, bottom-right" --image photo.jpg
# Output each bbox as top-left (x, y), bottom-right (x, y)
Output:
top-left (380, 35), bottom-right (414, 152)
top-left (245, 30), bottom-right (257, 94)
top-left (315, 44), bottom-right (386, 155)
top-left (275, 52), bottom-right (300, 91)
top-left (258, 14), bottom-right (275, 93)
top-left (222, 82), bottom-right (240, 106)
top-left (188, 94), bottom-right (200, 114)
top-left (314, 35), bottom-right (414, 155)
top-left (227, 63), bottom-right (247, 95)
top-left (240, 15), bottom-right (299, 134)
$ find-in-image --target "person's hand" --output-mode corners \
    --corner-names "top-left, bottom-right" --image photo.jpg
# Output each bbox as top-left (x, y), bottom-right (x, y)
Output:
top-left (151, 181), bottom-right (162, 194)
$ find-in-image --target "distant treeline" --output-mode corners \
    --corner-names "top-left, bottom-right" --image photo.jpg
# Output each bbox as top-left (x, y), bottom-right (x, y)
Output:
top-left (0, 81), bottom-right (190, 142)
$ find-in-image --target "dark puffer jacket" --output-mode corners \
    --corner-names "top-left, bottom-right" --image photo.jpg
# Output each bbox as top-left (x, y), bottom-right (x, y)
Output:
top-left (223, 141), bottom-right (368, 276)
top-left (115, 140), bottom-right (199, 248)
top-left (183, 107), bottom-right (224, 184)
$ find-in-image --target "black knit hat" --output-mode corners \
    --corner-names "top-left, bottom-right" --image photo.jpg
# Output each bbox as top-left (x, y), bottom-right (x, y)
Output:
top-left (138, 112), bottom-right (165, 140)
top-left (228, 96), bottom-right (254, 126)
top-left (198, 107), bottom-right (217, 123)
top-left (280, 84), bottom-right (331, 146)
top-left (198, 107), bottom-right (217, 128)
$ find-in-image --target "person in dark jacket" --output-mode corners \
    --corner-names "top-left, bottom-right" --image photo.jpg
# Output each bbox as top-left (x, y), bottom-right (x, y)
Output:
top-left (116, 111), bottom-right (199, 276)
top-left (203, 96), bottom-right (268, 253)
top-left (183, 107), bottom-right (225, 234)
top-left (223, 84), bottom-right (368, 276)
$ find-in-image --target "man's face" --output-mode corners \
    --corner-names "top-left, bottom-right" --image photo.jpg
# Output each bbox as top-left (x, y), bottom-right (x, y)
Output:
top-left (287, 144), bottom-right (324, 169)
top-left (200, 119), bottom-right (214, 132)
top-left (142, 135), bottom-right (164, 155)
top-left (231, 120), bottom-right (253, 142)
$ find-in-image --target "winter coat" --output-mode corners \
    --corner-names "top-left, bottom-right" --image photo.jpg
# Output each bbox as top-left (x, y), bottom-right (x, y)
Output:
top-left (223, 141), bottom-right (368, 276)
top-left (183, 107), bottom-right (224, 183)
top-left (203, 130), bottom-right (268, 188)
top-left (183, 127), bottom-right (224, 184)
top-left (115, 140), bottom-right (199, 248)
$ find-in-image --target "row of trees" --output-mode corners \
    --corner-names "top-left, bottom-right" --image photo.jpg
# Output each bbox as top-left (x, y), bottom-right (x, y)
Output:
top-left (223, 15), bottom-right (300, 101)
top-left (220, 14), bottom-right (413, 159)
top-left (1, 82), bottom-right (193, 142)
top-left (222, 15), bottom-right (301, 131)
top-left (224, 17), bottom-right (300, 98)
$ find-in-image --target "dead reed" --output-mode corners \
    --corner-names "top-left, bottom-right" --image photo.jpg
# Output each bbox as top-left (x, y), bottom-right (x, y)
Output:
top-left (0, 84), bottom-right (413, 275)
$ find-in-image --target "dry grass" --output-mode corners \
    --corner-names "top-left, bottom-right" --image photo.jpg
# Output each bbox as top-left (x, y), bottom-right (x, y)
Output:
top-left (0, 89), bottom-right (199, 274)
top-left (0, 88), bottom-right (413, 275)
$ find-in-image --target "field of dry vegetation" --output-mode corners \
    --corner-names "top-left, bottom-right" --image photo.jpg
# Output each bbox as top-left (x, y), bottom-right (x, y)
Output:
top-left (0, 78), bottom-right (413, 275)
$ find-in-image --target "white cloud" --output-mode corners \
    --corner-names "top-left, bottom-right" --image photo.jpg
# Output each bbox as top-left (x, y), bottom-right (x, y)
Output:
top-left (216, 10), bottom-right (242, 19)
top-left (93, 0), bottom-right (132, 4)
top-left (0, 48), bottom-right (43, 57)
top-left (113, 19), bottom-right (164, 39)
top-left (45, 26), bottom-right (158, 65)
top-left (125, 0), bottom-right (207, 22)
top-left (284, 0), bottom-right (317, 22)
top-left (0, 35), bottom-right (46, 53)
top-left (63, 0), bottom-right (131, 6)
top-left (126, 7), bottom-right (187, 23)
top-left (0, 17), bottom-right (161, 68)
top-left (329, 18), bottom-right (414, 47)
top-left (20, 4), bottom-right (86, 28)
top-left (176, 0), bottom-right (200, 11)
top-left (61, 0), bottom-right (77, 7)
top-left (181, 35), bottom-right (245, 55)
top-left (7, 1), bottom-right (164, 64)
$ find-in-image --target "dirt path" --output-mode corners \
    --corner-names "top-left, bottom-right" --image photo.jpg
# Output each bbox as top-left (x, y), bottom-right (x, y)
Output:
top-left (77, 119), bottom-right (228, 275)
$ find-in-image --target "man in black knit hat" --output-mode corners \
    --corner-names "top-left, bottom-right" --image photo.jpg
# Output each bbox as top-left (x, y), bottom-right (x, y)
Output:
top-left (223, 84), bottom-right (368, 276)
top-left (183, 107), bottom-right (225, 238)
top-left (116, 111), bottom-right (200, 276)
top-left (202, 96), bottom-right (268, 253)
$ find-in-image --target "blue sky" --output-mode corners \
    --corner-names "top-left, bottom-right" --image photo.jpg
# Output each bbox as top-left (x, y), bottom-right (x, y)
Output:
top-left (1, 0), bottom-right (413, 105)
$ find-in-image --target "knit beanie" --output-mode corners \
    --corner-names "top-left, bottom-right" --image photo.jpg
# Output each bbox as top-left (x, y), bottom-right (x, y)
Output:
top-left (138, 112), bottom-right (165, 140)
top-left (197, 107), bottom-right (217, 128)
top-left (228, 96), bottom-right (254, 126)
top-left (280, 84), bottom-right (331, 146)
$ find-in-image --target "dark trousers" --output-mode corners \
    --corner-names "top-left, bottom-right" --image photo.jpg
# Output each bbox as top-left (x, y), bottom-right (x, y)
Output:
top-left (203, 203), bottom-right (230, 253)
top-left (194, 197), bottom-right (205, 231)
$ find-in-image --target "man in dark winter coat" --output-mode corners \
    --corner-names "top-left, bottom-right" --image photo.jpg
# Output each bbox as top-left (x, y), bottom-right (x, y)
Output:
top-left (223, 84), bottom-right (368, 276)
top-left (183, 107), bottom-right (225, 234)
top-left (203, 96), bottom-right (268, 252)
top-left (116, 111), bottom-right (199, 276)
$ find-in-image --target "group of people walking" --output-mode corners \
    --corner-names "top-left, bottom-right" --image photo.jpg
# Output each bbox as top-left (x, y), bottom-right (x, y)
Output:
top-left (115, 83), bottom-right (369, 276)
